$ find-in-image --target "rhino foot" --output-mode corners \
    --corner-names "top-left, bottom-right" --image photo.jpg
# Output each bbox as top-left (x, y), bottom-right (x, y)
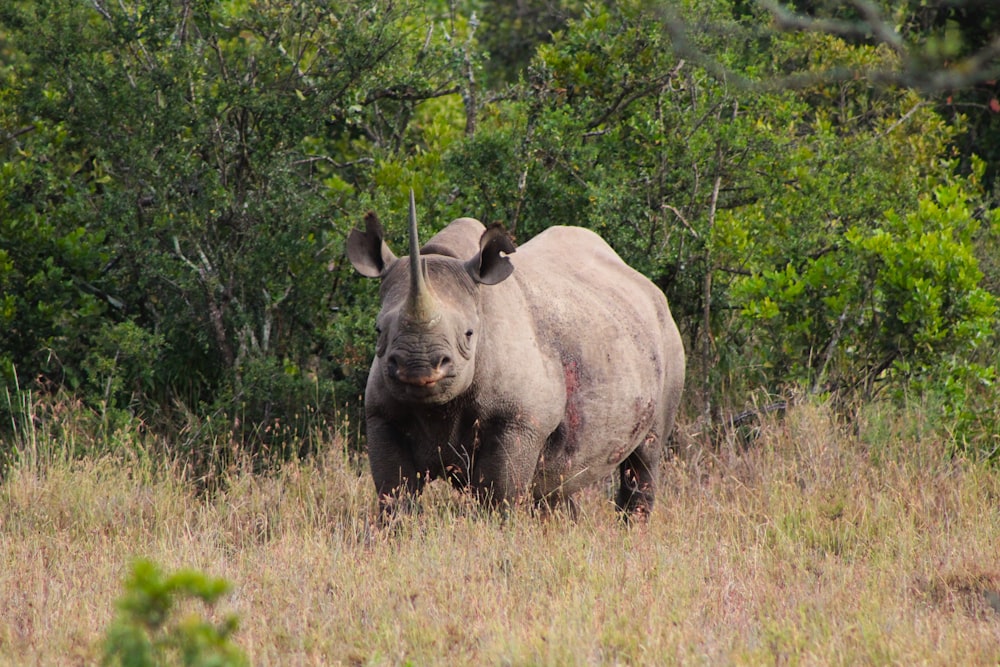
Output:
top-left (615, 439), bottom-right (659, 522)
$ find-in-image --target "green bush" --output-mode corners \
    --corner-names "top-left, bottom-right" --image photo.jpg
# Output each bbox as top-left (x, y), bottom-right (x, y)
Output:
top-left (0, 0), bottom-right (471, 460)
top-left (103, 560), bottom-right (246, 667)
top-left (1, 0), bottom-right (998, 461)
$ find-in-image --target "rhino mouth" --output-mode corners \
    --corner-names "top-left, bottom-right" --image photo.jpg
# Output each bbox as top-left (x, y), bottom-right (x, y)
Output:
top-left (385, 362), bottom-right (456, 402)
top-left (391, 378), bottom-right (455, 403)
top-left (395, 365), bottom-right (449, 387)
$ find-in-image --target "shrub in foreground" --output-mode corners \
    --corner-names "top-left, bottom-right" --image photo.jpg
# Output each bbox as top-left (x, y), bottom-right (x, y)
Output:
top-left (103, 560), bottom-right (246, 667)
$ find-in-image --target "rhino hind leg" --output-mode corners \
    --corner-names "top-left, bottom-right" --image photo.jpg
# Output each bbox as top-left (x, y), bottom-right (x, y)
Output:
top-left (615, 431), bottom-right (661, 521)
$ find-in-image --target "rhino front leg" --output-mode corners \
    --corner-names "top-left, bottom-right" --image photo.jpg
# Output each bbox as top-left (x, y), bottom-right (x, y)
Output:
top-left (616, 431), bottom-right (661, 522)
top-left (373, 470), bottom-right (423, 521)
top-left (367, 420), bottom-right (425, 522)
top-left (469, 423), bottom-right (541, 513)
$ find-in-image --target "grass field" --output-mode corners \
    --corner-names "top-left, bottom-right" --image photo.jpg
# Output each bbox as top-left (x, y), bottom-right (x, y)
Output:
top-left (2, 400), bottom-right (999, 665)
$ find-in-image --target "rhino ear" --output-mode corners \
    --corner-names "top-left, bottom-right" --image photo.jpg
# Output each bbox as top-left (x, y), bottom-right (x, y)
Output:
top-left (466, 223), bottom-right (516, 285)
top-left (348, 212), bottom-right (397, 278)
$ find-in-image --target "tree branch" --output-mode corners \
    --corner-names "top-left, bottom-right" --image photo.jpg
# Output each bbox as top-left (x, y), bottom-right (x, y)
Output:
top-left (654, 1), bottom-right (1000, 95)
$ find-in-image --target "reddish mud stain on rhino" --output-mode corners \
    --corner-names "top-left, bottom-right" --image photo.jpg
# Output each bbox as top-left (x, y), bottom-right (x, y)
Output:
top-left (562, 358), bottom-right (583, 452)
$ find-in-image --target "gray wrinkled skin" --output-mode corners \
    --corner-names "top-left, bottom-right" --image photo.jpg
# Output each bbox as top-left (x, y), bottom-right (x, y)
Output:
top-left (347, 201), bottom-right (685, 521)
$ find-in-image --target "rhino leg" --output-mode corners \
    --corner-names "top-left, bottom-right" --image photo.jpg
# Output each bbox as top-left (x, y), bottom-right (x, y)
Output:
top-left (367, 420), bottom-right (426, 523)
top-left (615, 430), bottom-right (661, 521)
top-left (533, 493), bottom-right (579, 521)
top-left (468, 423), bottom-right (540, 513)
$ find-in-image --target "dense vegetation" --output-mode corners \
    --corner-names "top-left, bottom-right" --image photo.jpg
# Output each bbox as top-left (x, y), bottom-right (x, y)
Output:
top-left (2, 0), bottom-right (998, 466)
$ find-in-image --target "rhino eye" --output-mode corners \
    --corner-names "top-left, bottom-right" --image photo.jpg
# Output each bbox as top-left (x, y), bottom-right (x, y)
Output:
top-left (375, 324), bottom-right (383, 335)
top-left (465, 329), bottom-right (474, 338)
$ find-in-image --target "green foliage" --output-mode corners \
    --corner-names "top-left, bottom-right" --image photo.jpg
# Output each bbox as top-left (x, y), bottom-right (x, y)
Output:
top-left (781, 0), bottom-right (1000, 183)
top-left (104, 559), bottom-right (246, 667)
top-left (1, 0), bottom-right (998, 460)
top-left (474, 0), bottom-right (587, 85)
top-left (440, 2), bottom-right (999, 450)
top-left (0, 0), bottom-right (472, 460)
top-left (737, 177), bottom-right (996, 389)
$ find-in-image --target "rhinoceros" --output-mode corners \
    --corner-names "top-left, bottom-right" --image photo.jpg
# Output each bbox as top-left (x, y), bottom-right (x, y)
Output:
top-left (347, 191), bottom-right (684, 520)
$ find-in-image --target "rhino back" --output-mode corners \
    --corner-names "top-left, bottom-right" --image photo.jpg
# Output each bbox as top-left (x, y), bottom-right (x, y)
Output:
top-left (486, 225), bottom-right (684, 495)
top-left (420, 217), bottom-right (485, 259)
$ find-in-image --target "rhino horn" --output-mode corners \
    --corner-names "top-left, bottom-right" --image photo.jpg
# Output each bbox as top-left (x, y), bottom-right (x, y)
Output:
top-left (406, 189), bottom-right (439, 324)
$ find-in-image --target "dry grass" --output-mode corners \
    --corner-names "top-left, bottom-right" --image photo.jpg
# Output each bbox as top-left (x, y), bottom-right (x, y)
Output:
top-left (2, 401), bottom-right (1000, 665)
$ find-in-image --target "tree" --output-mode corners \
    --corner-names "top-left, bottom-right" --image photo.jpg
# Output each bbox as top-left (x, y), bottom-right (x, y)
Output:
top-left (1, 0), bottom-right (997, 461)
top-left (444, 0), bottom-right (999, 427)
top-left (0, 0), bottom-right (472, 458)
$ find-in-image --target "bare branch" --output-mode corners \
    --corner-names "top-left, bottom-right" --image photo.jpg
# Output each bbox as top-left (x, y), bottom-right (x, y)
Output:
top-left (662, 204), bottom-right (699, 239)
top-left (508, 167), bottom-right (530, 235)
top-left (654, 1), bottom-right (1000, 94)
top-left (585, 60), bottom-right (686, 131)
top-left (363, 84), bottom-right (461, 105)
top-left (173, 237), bottom-right (234, 369)
top-left (290, 155), bottom-right (375, 168)
top-left (761, 0), bottom-right (901, 51)
top-left (462, 12), bottom-right (480, 136)
top-left (878, 100), bottom-right (929, 137)
top-left (850, 0), bottom-right (905, 55)
top-left (701, 149), bottom-right (724, 427)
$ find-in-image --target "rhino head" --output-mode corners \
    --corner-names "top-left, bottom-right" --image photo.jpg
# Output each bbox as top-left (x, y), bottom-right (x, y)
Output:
top-left (347, 191), bottom-right (516, 405)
